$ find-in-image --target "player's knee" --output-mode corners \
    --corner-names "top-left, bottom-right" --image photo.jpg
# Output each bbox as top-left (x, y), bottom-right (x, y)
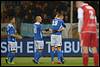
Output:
top-left (51, 47), bottom-right (55, 51)
top-left (38, 49), bottom-right (43, 52)
top-left (57, 46), bottom-right (61, 51)
top-left (82, 46), bottom-right (88, 53)
top-left (92, 47), bottom-right (98, 53)
top-left (11, 49), bottom-right (16, 53)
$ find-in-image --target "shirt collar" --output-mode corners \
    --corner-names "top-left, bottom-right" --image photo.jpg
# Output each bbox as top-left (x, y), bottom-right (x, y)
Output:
top-left (81, 3), bottom-right (88, 7)
top-left (35, 22), bottom-right (40, 24)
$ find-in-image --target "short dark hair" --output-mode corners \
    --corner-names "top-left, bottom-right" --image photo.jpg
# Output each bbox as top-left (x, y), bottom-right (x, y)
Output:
top-left (56, 10), bottom-right (64, 16)
top-left (9, 16), bottom-right (15, 20)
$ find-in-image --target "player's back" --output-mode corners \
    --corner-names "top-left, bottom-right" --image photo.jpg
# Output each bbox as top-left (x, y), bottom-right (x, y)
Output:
top-left (33, 22), bottom-right (43, 40)
top-left (6, 23), bottom-right (16, 42)
top-left (51, 18), bottom-right (64, 35)
top-left (81, 4), bottom-right (97, 33)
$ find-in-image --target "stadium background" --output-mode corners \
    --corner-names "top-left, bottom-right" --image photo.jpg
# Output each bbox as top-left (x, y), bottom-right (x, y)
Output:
top-left (1, 1), bottom-right (99, 57)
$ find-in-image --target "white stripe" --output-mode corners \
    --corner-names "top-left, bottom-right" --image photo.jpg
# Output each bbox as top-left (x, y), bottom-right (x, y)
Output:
top-left (82, 31), bottom-right (97, 33)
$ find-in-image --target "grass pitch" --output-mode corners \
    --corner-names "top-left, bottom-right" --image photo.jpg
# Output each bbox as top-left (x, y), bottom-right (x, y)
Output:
top-left (1, 57), bottom-right (94, 66)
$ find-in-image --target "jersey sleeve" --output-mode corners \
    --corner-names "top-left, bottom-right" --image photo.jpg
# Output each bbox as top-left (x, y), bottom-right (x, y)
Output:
top-left (40, 24), bottom-right (42, 31)
top-left (6, 26), bottom-right (14, 35)
top-left (34, 24), bottom-right (41, 34)
top-left (59, 20), bottom-right (65, 29)
top-left (77, 8), bottom-right (83, 32)
top-left (62, 21), bottom-right (66, 28)
top-left (34, 24), bottom-right (37, 33)
top-left (78, 8), bottom-right (83, 19)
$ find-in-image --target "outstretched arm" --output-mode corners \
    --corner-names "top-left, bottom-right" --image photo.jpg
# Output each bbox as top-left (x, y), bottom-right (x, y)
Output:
top-left (11, 33), bottom-right (22, 39)
top-left (58, 27), bottom-right (65, 32)
top-left (42, 28), bottom-right (52, 34)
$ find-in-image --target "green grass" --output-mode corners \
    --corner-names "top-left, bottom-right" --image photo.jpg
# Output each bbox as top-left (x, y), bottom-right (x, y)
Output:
top-left (1, 57), bottom-right (94, 66)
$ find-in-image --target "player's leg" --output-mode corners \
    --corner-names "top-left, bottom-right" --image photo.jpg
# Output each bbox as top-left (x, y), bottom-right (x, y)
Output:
top-left (33, 41), bottom-right (39, 64)
top-left (91, 33), bottom-right (99, 66)
top-left (92, 47), bottom-right (99, 66)
top-left (51, 35), bottom-right (56, 64)
top-left (33, 41), bottom-right (44, 64)
top-left (6, 42), bottom-right (16, 64)
top-left (37, 49), bottom-right (42, 62)
top-left (60, 50), bottom-right (64, 64)
top-left (8, 52), bottom-right (15, 64)
top-left (33, 50), bottom-right (39, 64)
top-left (56, 35), bottom-right (64, 64)
top-left (51, 46), bottom-right (55, 64)
top-left (33, 49), bottom-right (42, 64)
top-left (33, 41), bottom-right (40, 64)
top-left (81, 33), bottom-right (90, 66)
top-left (57, 46), bottom-right (62, 64)
top-left (10, 42), bottom-right (16, 63)
top-left (6, 51), bottom-right (11, 64)
top-left (36, 41), bottom-right (44, 63)
top-left (82, 46), bottom-right (88, 66)
top-left (6, 43), bottom-right (11, 64)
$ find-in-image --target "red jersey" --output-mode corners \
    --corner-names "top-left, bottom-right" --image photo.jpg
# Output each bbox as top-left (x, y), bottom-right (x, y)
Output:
top-left (81, 4), bottom-right (97, 33)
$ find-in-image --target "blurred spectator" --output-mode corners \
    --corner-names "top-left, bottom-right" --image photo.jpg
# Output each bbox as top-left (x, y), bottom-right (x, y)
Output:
top-left (1, 1), bottom-right (99, 24)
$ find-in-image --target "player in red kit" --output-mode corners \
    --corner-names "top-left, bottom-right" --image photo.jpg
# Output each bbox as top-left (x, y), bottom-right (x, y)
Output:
top-left (76, 1), bottom-right (99, 66)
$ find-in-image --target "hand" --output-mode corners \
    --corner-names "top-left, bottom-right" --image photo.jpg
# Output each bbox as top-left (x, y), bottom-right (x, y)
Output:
top-left (78, 32), bottom-right (83, 47)
top-left (52, 30), bottom-right (58, 33)
top-left (44, 28), bottom-right (50, 31)
top-left (80, 40), bottom-right (83, 47)
top-left (16, 35), bottom-right (22, 39)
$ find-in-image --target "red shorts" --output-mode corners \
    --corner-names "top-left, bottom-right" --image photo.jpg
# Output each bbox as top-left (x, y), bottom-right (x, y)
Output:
top-left (80, 33), bottom-right (98, 47)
